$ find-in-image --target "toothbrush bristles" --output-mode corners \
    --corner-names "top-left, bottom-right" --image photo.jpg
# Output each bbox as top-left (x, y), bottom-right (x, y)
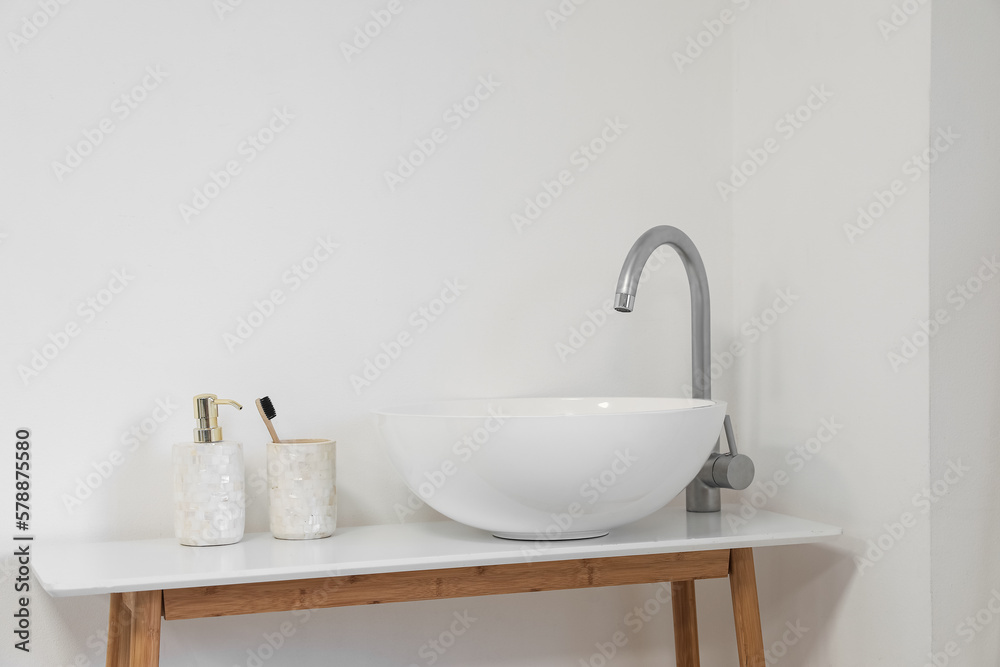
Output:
top-left (259, 396), bottom-right (276, 420)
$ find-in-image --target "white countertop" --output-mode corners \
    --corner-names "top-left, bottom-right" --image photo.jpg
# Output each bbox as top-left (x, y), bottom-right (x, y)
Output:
top-left (33, 506), bottom-right (840, 597)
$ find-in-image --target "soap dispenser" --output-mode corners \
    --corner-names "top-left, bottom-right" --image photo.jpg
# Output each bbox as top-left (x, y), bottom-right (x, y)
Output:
top-left (173, 394), bottom-right (245, 546)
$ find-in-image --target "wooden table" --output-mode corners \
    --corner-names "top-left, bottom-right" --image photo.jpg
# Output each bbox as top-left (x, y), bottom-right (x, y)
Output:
top-left (33, 506), bottom-right (840, 667)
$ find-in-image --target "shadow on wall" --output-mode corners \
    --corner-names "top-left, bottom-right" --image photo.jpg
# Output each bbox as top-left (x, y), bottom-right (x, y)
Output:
top-left (757, 543), bottom-right (853, 665)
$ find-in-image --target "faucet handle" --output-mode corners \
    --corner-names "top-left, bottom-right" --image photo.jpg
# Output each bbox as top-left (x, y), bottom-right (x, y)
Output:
top-left (723, 414), bottom-right (744, 457)
top-left (703, 415), bottom-right (755, 491)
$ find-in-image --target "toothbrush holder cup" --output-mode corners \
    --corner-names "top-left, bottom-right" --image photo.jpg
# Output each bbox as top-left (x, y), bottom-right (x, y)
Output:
top-left (266, 438), bottom-right (336, 540)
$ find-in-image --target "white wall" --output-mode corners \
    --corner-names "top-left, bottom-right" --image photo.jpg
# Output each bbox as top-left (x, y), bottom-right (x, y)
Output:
top-left (2, 1), bottom-right (737, 666)
top-left (729, 0), bottom-right (933, 663)
top-left (930, 0), bottom-right (1000, 663)
top-left (727, 1), bottom-right (1000, 664)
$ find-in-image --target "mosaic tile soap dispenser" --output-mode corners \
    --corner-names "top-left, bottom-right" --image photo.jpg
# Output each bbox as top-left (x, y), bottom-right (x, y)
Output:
top-left (173, 394), bottom-right (245, 546)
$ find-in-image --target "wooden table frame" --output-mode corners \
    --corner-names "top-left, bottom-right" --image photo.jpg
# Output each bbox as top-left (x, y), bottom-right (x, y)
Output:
top-left (105, 547), bottom-right (764, 667)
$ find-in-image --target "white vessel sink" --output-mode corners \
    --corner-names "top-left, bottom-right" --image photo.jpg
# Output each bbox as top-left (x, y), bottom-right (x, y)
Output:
top-left (374, 397), bottom-right (726, 540)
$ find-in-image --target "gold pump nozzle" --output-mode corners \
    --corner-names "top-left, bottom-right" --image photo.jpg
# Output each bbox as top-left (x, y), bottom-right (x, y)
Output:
top-left (192, 394), bottom-right (243, 443)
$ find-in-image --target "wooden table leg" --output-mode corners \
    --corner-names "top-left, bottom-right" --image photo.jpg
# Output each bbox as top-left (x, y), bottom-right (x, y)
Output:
top-left (671, 580), bottom-right (701, 667)
top-left (128, 591), bottom-right (162, 667)
top-left (106, 593), bottom-right (131, 667)
top-left (729, 548), bottom-right (765, 667)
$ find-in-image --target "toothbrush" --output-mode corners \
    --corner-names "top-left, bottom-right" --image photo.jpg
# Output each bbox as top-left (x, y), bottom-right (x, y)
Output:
top-left (255, 396), bottom-right (280, 442)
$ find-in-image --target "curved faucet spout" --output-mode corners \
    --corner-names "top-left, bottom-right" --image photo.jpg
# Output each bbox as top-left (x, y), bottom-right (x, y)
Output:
top-left (614, 225), bottom-right (711, 400)
top-left (614, 225), bottom-right (753, 512)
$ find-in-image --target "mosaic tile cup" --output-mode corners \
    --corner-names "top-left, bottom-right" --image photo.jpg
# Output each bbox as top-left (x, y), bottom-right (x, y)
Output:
top-left (267, 439), bottom-right (336, 540)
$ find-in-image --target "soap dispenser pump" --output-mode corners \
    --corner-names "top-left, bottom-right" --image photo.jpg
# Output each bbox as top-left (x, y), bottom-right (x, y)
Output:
top-left (173, 394), bottom-right (245, 546)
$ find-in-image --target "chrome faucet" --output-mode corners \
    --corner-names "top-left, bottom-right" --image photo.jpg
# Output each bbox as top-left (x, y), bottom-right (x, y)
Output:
top-left (614, 225), bottom-right (754, 512)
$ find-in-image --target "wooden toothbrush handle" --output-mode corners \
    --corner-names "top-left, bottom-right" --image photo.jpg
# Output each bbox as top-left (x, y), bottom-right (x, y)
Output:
top-left (255, 400), bottom-right (280, 443)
